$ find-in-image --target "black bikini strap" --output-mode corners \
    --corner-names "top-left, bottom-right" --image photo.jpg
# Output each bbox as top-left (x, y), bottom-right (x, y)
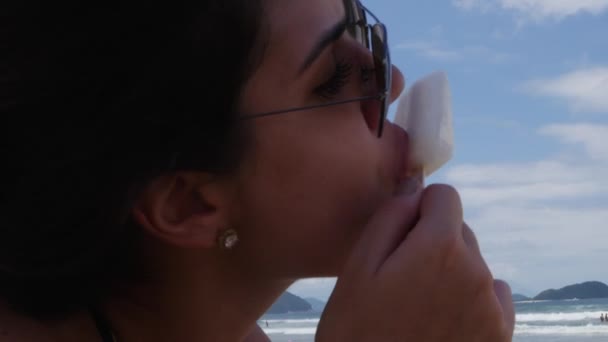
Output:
top-left (89, 306), bottom-right (117, 342)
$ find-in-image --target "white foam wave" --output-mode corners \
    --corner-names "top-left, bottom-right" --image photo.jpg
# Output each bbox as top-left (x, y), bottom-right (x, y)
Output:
top-left (266, 324), bottom-right (608, 337)
top-left (515, 300), bottom-right (551, 304)
top-left (515, 323), bottom-right (608, 335)
top-left (265, 318), bottom-right (320, 324)
top-left (517, 311), bottom-right (606, 322)
top-left (263, 327), bottom-right (317, 335)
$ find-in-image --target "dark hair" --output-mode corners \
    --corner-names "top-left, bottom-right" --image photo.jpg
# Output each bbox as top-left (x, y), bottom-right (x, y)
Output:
top-left (1, 1), bottom-right (265, 318)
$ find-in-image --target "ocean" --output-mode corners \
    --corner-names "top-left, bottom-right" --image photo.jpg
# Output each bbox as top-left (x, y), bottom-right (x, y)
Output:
top-left (259, 298), bottom-right (608, 341)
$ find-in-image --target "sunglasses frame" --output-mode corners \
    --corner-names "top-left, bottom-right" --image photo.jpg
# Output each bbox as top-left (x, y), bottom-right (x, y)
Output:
top-left (242, 1), bottom-right (391, 138)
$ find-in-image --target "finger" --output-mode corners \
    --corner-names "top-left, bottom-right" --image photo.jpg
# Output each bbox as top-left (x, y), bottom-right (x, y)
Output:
top-left (462, 223), bottom-right (482, 258)
top-left (397, 184), bottom-right (464, 253)
top-left (343, 179), bottom-right (423, 277)
top-left (494, 279), bottom-right (515, 337)
top-left (462, 223), bottom-right (497, 288)
top-left (383, 185), bottom-right (464, 275)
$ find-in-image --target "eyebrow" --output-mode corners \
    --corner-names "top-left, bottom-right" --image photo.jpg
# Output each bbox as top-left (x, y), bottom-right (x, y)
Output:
top-left (298, 17), bottom-right (348, 76)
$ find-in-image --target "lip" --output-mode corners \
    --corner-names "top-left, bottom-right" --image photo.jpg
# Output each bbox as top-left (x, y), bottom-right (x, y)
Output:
top-left (393, 124), bottom-right (411, 184)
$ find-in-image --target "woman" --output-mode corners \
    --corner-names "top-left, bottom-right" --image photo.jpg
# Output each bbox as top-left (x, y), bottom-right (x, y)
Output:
top-left (1, 0), bottom-right (515, 340)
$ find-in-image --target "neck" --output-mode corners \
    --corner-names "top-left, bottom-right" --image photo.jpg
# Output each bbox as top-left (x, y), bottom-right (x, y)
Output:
top-left (101, 242), bottom-right (294, 342)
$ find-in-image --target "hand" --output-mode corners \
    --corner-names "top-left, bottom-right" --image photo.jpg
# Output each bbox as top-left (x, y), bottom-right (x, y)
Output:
top-left (316, 184), bottom-right (515, 342)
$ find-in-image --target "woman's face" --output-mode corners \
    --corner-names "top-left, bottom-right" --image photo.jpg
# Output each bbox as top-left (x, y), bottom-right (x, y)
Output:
top-left (231, 0), bottom-right (407, 279)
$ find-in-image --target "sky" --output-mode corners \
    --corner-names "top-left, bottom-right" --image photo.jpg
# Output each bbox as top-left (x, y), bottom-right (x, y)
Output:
top-left (288, 0), bottom-right (608, 300)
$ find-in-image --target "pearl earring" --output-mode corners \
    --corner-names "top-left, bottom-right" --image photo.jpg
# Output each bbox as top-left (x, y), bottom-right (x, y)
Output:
top-left (218, 229), bottom-right (239, 250)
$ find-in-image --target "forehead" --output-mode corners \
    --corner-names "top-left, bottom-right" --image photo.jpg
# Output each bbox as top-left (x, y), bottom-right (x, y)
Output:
top-left (263, 0), bottom-right (346, 67)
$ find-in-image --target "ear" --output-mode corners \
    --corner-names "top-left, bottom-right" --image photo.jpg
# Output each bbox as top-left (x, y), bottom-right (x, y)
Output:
top-left (131, 172), bottom-right (235, 248)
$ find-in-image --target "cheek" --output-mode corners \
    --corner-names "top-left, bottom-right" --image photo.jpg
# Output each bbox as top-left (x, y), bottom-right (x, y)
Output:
top-left (232, 128), bottom-right (387, 276)
top-left (361, 98), bottom-right (381, 134)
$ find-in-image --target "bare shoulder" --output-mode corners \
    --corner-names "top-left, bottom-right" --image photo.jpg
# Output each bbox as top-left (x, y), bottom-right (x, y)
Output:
top-left (0, 300), bottom-right (95, 342)
top-left (0, 301), bottom-right (55, 341)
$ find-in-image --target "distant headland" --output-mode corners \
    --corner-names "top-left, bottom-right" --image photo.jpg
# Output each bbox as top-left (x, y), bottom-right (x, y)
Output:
top-left (513, 281), bottom-right (608, 302)
top-left (266, 291), bottom-right (312, 314)
top-left (267, 281), bottom-right (608, 312)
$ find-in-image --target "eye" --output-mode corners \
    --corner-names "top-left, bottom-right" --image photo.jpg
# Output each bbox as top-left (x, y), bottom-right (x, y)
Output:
top-left (360, 65), bottom-right (374, 88)
top-left (314, 59), bottom-right (353, 100)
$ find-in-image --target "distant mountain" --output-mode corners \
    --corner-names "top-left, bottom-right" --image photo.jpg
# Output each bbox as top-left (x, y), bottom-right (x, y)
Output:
top-left (305, 297), bottom-right (327, 312)
top-left (267, 292), bottom-right (312, 314)
top-left (534, 281), bottom-right (608, 301)
top-left (512, 293), bottom-right (531, 302)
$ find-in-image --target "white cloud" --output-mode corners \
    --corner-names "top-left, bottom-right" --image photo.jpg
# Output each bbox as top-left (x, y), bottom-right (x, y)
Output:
top-left (294, 121), bottom-right (608, 300)
top-left (458, 181), bottom-right (608, 208)
top-left (471, 203), bottom-right (608, 294)
top-left (446, 123), bottom-right (608, 207)
top-left (448, 161), bottom-right (608, 208)
top-left (457, 116), bottom-right (528, 131)
top-left (453, 0), bottom-right (493, 11)
top-left (522, 67), bottom-right (608, 113)
top-left (396, 41), bottom-right (462, 61)
top-left (396, 41), bottom-right (514, 63)
top-left (472, 205), bottom-right (608, 244)
top-left (441, 121), bottom-right (608, 293)
top-left (540, 123), bottom-right (608, 161)
top-left (502, 0), bottom-right (608, 20)
top-left (453, 0), bottom-right (608, 20)
top-left (446, 160), bottom-right (599, 185)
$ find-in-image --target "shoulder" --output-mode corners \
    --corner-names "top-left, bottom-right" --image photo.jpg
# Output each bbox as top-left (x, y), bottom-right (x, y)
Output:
top-left (0, 302), bottom-right (53, 341)
top-left (0, 300), bottom-right (93, 342)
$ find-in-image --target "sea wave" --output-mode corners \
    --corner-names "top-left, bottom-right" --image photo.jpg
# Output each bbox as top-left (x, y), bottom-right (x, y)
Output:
top-left (265, 318), bottom-right (320, 324)
top-left (515, 323), bottom-right (608, 335)
top-left (265, 324), bottom-right (608, 337)
top-left (515, 300), bottom-right (551, 304)
top-left (262, 321), bottom-right (608, 337)
top-left (263, 327), bottom-right (317, 335)
top-left (517, 311), bottom-right (606, 322)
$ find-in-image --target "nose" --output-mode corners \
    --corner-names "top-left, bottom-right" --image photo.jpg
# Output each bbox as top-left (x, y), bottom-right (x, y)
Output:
top-left (388, 65), bottom-right (405, 104)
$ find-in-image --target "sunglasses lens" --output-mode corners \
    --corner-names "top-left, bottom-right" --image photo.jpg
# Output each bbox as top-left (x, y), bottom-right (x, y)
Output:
top-left (371, 26), bottom-right (388, 93)
top-left (345, 1), bottom-right (369, 47)
top-left (371, 24), bottom-right (390, 136)
top-left (345, 1), bottom-right (391, 137)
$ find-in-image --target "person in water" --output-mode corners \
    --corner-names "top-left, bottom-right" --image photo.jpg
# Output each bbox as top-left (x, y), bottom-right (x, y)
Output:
top-left (1, 0), bottom-right (514, 341)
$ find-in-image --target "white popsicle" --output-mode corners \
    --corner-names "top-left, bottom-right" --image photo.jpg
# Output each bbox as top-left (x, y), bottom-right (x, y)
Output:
top-left (394, 71), bottom-right (454, 178)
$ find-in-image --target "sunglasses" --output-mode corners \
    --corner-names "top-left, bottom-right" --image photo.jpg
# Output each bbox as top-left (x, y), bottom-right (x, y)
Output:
top-left (242, 0), bottom-right (391, 138)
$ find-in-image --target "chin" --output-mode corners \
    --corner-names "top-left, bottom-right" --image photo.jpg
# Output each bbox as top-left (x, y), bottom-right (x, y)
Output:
top-left (287, 256), bottom-right (345, 279)
top-left (312, 253), bottom-right (351, 278)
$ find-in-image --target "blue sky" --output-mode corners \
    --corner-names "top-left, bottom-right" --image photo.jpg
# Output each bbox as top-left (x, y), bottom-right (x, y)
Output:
top-left (289, 0), bottom-right (608, 299)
